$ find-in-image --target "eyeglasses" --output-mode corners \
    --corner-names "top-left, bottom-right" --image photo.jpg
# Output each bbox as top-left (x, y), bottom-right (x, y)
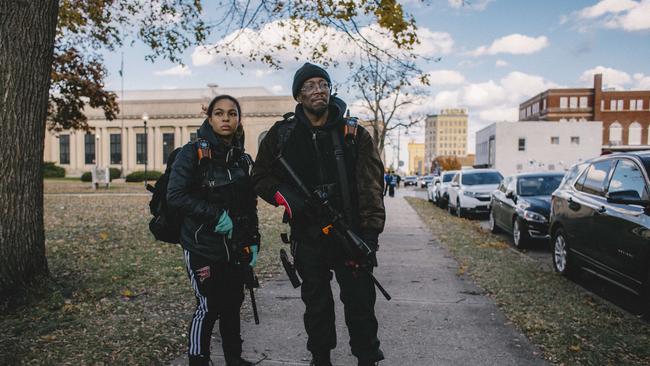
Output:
top-left (301, 81), bottom-right (331, 94)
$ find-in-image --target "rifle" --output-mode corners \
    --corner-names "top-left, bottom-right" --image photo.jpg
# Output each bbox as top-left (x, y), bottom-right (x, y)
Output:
top-left (239, 247), bottom-right (260, 324)
top-left (276, 153), bottom-right (391, 301)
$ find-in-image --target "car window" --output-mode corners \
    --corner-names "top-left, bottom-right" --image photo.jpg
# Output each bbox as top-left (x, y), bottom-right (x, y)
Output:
top-left (507, 179), bottom-right (516, 193)
top-left (452, 174), bottom-right (459, 184)
top-left (577, 160), bottom-right (613, 196)
top-left (499, 177), bottom-right (511, 193)
top-left (461, 172), bottom-right (503, 186)
top-left (442, 173), bottom-right (454, 183)
top-left (607, 159), bottom-right (649, 200)
top-left (561, 163), bottom-right (585, 188)
top-left (517, 175), bottom-right (564, 196)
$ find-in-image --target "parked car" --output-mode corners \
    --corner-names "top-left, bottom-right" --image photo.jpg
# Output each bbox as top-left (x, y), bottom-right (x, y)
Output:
top-left (435, 170), bottom-right (459, 209)
top-left (447, 169), bottom-right (503, 218)
top-left (549, 152), bottom-right (650, 312)
top-left (489, 172), bottom-right (564, 248)
top-left (426, 176), bottom-right (442, 202)
top-left (420, 175), bottom-right (435, 188)
top-left (403, 176), bottom-right (418, 187)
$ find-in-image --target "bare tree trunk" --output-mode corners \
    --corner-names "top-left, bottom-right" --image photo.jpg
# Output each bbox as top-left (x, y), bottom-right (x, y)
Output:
top-left (0, 0), bottom-right (59, 297)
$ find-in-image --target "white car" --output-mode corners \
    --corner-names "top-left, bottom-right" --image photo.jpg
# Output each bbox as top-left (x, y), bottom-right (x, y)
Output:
top-left (426, 176), bottom-right (441, 202)
top-left (447, 169), bottom-right (503, 218)
top-left (433, 170), bottom-right (459, 209)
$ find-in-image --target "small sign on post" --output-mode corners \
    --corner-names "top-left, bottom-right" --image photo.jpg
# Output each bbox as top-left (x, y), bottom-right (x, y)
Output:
top-left (91, 166), bottom-right (110, 189)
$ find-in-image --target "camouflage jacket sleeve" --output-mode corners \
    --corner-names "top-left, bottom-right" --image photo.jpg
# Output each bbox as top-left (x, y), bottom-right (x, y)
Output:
top-left (355, 126), bottom-right (386, 233)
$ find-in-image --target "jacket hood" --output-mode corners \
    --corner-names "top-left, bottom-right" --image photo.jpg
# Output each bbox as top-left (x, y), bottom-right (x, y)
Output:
top-left (196, 119), bottom-right (245, 158)
top-left (295, 95), bottom-right (347, 130)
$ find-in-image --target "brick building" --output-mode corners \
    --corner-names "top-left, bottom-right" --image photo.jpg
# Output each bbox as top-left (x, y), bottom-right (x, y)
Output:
top-left (518, 74), bottom-right (650, 151)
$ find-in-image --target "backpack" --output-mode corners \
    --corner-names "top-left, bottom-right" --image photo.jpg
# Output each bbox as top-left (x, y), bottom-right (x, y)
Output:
top-left (146, 147), bottom-right (183, 244)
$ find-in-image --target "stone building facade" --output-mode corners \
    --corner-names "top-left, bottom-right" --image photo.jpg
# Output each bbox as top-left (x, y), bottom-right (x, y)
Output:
top-left (424, 109), bottom-right (468, 172)
top-left (43, 87), bottom-right (295, 176)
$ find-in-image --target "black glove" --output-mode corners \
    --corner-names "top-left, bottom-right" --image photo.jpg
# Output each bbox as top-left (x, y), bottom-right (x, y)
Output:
top-left (360, 229), bottom-right (380, 267)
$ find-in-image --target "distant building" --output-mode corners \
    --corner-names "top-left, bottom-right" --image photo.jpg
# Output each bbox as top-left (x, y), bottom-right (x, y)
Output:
top-left (425, 109), bottom-right (468, 171)
top-left (518, 74), bottom-right (650, 151)
top-left (43, 87), bottom-right (295, 176)
top-left (407, 142), bottom-right (425, 175)
top-left (475, 121), bottom-right (602, 177)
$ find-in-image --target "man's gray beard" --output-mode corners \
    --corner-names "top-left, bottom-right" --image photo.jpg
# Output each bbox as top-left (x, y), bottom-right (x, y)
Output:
top-left (304, 104), bottom-right (328, 117)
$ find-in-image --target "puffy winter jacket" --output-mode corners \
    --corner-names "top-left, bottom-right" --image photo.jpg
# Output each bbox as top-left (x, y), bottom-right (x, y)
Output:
top-left (167, 120), bottom-right (260, 262)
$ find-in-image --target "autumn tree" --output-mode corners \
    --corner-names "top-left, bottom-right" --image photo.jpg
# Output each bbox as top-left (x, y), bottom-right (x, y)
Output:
top-left (0, 1), bottom-right (422, 298)
top-left (432, 156), bottom-right (462, 172)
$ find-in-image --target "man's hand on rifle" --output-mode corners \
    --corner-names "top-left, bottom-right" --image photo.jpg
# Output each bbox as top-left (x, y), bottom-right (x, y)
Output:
top-left (360, 229), bottom-right (380, 267)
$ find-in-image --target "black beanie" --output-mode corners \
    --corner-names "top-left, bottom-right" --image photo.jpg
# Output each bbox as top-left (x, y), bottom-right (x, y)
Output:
top-left (292, 63), bottom-right (331, 100)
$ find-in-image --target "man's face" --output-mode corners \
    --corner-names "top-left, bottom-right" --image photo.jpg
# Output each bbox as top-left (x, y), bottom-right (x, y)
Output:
top-left (297, 77), bottom-right (330, 117)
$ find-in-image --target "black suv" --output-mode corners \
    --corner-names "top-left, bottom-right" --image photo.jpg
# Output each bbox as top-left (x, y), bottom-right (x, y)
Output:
top-left (549, 152), bottom-right (650, 310)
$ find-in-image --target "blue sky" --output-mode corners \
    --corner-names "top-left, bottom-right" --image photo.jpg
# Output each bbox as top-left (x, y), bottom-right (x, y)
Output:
top-left (101, 0), bottom-right (650, 159)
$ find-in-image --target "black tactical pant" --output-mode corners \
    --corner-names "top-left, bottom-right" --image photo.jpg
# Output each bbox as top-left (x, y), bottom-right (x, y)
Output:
top-left (183, 250), bottom-right (245, 360)
top-left (294, 234), bottom-right (384, 363)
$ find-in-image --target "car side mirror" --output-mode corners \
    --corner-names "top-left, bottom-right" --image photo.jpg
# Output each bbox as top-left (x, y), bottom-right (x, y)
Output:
top-left (606, 190), bottom-right (649, 206)
top-left (506, 190), bottom-right (517, 202)
top-left (435, 181), bottom-right (441, 186)
top-left (451, 182), bottom-right (459, 187)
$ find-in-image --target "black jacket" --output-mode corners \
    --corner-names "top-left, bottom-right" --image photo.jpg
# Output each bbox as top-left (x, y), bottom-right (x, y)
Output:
top-left (167, 120), bottom-right (260, 262)
top-left (252, 96), bottom-right (385, 240)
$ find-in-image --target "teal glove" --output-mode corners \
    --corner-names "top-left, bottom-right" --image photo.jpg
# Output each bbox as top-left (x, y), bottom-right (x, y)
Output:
top-left (249, 244), bottom-right (259, 268)
top-left (214, 211), bottom-right (233, 239)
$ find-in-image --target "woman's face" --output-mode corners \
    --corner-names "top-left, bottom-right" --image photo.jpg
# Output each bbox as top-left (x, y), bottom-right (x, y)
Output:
top-left (209, 99), bottom-right (239, 138)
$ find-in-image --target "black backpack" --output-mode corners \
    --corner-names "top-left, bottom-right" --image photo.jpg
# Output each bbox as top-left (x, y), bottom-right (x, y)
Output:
top-left (146, 147), bottom-right (183, 244)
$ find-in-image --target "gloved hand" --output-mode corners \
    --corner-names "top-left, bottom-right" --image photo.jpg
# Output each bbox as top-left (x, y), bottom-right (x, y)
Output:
top-left (273, 184), bottom-right (306, 220)
top-left (361, 229), bottom-right (380, 267)
top-left (214, 211), bottom-right (233, 239)
top-left (242, 244), bottom-right (259, 268)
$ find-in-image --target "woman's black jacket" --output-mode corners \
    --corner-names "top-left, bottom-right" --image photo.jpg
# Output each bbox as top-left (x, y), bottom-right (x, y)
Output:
top-left (167, 120), bottom-right (260, 263)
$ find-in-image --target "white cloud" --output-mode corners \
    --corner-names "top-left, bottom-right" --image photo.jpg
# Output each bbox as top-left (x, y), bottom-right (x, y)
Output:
top-left (634, 73), bottom-right (650, 89)
top-left (574, 0), bottom-right (650, 32)
top-left (478, 107), bottom-right (518, 122)
top-left (192, 20), bottom-right (453, 68)
top-left (425, 70), bottom-right (466, 86)
top-left (153, 65), bottom-right (192, 77)
top-left (448, 0), bottom-right (494, 11)
top-left (495, 59), bottom-right (509, 67)
top-left (470, 34), bottom-right (549, 56)
top-left (270, 85), bottom-right (284, 94)
top-left (580, 66), bottom-right (632, 89)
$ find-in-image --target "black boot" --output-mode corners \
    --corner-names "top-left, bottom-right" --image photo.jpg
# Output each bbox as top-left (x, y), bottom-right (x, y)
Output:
top-left (188, 354), bottom-right (212, 366)
top-left (225, 356), bottom-right (253, 366)
top-left (310, 350), bottom-right (333, 366)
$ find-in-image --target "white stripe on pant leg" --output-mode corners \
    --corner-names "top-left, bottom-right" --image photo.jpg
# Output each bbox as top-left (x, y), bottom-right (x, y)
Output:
top-left (185, 249), bottom-right (209, 356)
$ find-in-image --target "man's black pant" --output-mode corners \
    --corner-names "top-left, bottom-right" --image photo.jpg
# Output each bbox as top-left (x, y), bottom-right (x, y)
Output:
top-left (294, 235), bottom-right (384, 363)
top-left (183, 250), bottom-right (245, 360)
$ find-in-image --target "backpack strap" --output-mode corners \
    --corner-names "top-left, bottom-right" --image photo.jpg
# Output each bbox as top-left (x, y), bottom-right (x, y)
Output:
top-left (276, 112), bottom-right (296, 154)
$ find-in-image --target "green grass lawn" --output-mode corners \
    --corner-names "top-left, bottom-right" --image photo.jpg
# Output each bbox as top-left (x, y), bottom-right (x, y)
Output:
top-left (1, 182), bottom-right (284, 365)
top-left (406, 197), bottom-right (650, 366)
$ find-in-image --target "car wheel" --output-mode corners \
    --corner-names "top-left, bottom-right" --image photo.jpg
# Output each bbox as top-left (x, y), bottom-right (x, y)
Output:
top-left (552, 228), bottom-right (573, 276)
top-left (643, 270), bottom-right (650, 320)
top-left (456, 200), bottom-right (463, 218)
top-left (428, 191), bottom-right (433, 202)
top-left (489, 210), bottom-right (500, 233)
top-left (447, 200), bottom-right (454, 214)
top-left (512, 218), bottom-right (529, 249)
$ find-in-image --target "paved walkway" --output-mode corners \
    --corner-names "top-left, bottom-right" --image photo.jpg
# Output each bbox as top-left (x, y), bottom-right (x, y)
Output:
top-left (169, 192), bottom-right (548, 365)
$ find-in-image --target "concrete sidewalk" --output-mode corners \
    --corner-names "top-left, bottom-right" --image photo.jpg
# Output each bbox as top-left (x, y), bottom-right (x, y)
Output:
top-left (169, 193), bottom-right (548, 365)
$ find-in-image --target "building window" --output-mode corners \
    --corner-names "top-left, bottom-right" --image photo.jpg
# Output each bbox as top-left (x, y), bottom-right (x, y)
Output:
top-left (610, 100), bottom-right (616, 111)
top-left (551, 136), bottom-right (560, 145)
top-left (617, 99), bottom-right (624, 111)
top-left (560, 97), bottom-right (568, 109)
top-left (518, 138), bottom-right (526, 151)
top-left (609, 122), bottom-right (622, 145)
top-left (59, 135), bottom-right (70, 164)
top-left (631, 99), bottom-right (637, 111)
top-left (162, 133), bottom-right (175, 164)
top-left (84, 133), bottom-right (95, 165)
top-left (110, 133), bottom-right (121, 164)
top-left (629, 122), bottom-right (642, 145)
top-left (542, 98), bottom-right (547, 110)
top-left (579, 96), bottom-right (588, 108)
top-left (569, 97), bottom-right (578, 108)
top-left (571, 136), bottom-right (580, 145)
top-left (601, 100), bottom-right (605, 111)
top-left (638, 99), bottom-right (644, 110)
top-left (136, 133), bottom-right (147, 164)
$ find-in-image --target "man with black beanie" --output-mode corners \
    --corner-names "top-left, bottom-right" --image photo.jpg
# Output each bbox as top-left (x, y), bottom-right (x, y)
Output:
top-left (252, 62), bottom-right (386, 366)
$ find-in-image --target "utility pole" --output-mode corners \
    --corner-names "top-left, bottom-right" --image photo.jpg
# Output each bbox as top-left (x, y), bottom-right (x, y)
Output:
top-left (120, 52), bottom-right (125, 178)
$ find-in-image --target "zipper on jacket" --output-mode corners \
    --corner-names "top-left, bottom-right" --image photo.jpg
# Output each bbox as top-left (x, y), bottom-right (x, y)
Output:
top-left (312, 130), bottom-right (326, 186)
top-left (222, 235), bottom-right (230, 262)
top-left (194, 224), bottom-right (204, 244)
